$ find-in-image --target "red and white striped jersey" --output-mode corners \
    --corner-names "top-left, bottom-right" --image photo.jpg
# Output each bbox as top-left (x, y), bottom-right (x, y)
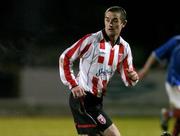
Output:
top-left (59, 30), bottom-right (138, 97)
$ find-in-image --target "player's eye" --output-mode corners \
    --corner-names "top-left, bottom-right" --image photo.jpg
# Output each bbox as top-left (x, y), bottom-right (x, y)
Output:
top-left (112, 19), bottom-right (119, 23)
top-left (105, 18), bottom-right (110, 22)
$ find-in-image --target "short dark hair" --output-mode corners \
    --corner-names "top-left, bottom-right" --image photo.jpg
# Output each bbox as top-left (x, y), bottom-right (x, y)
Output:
top-left (105, 6), bottom-right (127, 22)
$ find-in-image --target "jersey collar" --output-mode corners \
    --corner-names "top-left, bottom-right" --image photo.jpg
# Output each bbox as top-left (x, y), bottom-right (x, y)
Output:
top-left (102, 29), bottom-right (120, 45)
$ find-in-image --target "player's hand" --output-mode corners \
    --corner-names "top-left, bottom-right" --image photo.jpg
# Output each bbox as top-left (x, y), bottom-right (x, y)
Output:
top-left (71, 86), bottom-right (86, 98)
top-left (127, 68), bottom-right (139, 81)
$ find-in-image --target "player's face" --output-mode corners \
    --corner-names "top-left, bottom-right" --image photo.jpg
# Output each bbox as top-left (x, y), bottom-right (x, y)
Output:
top-left (104, 11), bottom-right (126, 37)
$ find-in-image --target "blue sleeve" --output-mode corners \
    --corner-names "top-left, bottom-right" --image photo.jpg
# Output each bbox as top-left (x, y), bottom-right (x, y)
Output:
top-left (153, 35), bottom-right (180, 62)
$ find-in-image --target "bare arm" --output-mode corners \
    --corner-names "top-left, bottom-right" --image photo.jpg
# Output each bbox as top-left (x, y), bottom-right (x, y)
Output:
top-left (138, 53), bottom-right (158, 79)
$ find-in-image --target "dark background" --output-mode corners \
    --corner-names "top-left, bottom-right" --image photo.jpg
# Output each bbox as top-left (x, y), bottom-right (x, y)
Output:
top-left (0, 0), bottom-right (179, 98)
top-left (0, 0), bottom-right (180, 53)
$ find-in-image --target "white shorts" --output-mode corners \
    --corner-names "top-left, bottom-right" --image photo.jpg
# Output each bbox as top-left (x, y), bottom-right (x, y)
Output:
top-left (166, 82), bottom-right (180, 109)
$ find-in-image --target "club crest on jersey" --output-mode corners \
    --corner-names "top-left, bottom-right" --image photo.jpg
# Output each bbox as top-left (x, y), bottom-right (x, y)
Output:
top-left (97, 114), bottom-right (106, 124)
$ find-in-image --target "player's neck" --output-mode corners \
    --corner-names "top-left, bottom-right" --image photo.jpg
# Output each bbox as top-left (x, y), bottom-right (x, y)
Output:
top-left (109, 36), bottom-right (119, 45)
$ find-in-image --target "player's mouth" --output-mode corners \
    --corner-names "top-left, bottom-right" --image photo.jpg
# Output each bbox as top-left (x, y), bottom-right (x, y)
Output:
top-left (108, 28), bottom-right (114, 31)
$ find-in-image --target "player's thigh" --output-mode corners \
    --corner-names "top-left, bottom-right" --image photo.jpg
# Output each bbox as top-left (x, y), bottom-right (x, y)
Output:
top-left (102, 123), bottom-right (121, 136)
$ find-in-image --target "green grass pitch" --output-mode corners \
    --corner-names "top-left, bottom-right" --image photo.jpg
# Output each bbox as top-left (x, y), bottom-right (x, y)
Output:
top-left (0, 116), bottom-right (174, 136)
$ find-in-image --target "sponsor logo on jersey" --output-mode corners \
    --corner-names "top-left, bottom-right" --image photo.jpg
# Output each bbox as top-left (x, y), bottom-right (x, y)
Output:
top-left (96, 68), bottom-right (113, 77)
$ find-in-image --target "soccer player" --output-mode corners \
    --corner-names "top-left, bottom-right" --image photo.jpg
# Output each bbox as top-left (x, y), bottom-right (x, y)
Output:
top-left (59, 6), bottom-right (139, 136)
top-left (138, 35), bottom-right (180, 136)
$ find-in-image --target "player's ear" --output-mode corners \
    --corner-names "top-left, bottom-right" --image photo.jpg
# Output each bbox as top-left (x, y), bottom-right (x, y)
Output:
top-left (122, 20), bottom-right (127, 28)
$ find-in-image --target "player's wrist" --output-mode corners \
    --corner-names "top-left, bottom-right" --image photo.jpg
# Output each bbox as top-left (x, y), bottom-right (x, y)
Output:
top-left (71, 85), bottom-right (78, 90)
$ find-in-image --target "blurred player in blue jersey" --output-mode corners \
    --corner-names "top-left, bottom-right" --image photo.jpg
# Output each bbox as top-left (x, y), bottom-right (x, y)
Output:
top-left (138, 35), bottom-right (180, 136)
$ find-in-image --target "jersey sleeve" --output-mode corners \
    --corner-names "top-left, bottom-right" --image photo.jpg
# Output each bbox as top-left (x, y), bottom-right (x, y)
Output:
top-left (153, 36), bottom-right (180, 62)
top-left (59, 34), bottom-right (92, 89)
top-left (118, 44), bottom-right (138, 86)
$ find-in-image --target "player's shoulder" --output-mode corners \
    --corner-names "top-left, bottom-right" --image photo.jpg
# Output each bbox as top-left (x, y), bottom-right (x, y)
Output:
top-left (91, 30), bottom-right (102, 38)
top-left (166, 35), bottom-right (180, 44)
top-left (172, 35), bottom-right (180, 40)
top-left (84, 30), bottom-right (103, 43)
top-left (119, 36), bottom-right (130, 48)
top-left (82, 30), bottom-right (101, 40)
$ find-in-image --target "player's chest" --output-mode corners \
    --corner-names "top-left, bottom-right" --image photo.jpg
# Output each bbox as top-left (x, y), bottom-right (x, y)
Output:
top-left (93, 42), bottom-right (124, 67)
